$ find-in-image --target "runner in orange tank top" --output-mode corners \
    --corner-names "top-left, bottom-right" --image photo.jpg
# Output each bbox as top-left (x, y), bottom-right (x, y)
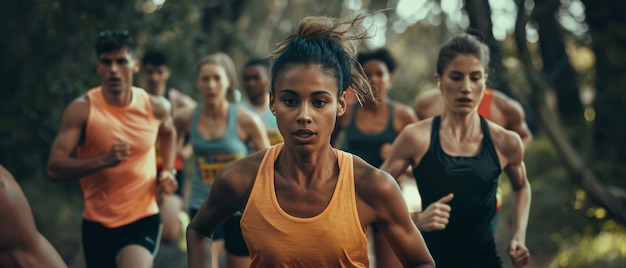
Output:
top-left (47, 30), bottom-right (178, 268)
top-left (187, 15), bottom-right (434, 268)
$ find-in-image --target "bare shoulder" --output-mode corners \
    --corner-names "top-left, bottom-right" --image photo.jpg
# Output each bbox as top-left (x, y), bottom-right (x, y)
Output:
top-left (493, 90), bottom-right (525, 115)
top-left (236, 105), bottom-right (263, 126)
top-left (0, 166), bottom-right (35, 248)
top-left (62, 95), bottom-right (89, 123)
top-left (487, 121), bottom-right (524, 159)
top-left (168, 88), bottom-right (197, 109)
top-left (392, 101), bottom-right (418, 124)
top-left (402, 118), bottom-right (434, 144)
top-left (148, 94), bottom-right (172, 121)
top-left (215, 149), bottom-right (269, 205)
top-left (352, 155), bottom-right (399, 205)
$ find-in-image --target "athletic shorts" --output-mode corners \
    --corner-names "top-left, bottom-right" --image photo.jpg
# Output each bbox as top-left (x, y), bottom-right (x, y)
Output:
top-left (82, 214), bottom-right (162, 268)
top-left (189, 210), bottom-right (249, 256)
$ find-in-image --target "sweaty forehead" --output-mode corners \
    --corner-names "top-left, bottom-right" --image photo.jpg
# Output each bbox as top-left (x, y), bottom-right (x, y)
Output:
top-left (275, 64), bottom-right (338, 94)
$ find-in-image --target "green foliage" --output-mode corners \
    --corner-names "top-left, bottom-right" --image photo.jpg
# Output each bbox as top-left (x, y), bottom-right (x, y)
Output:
top-left (497, 136), bottom-right (626, 267)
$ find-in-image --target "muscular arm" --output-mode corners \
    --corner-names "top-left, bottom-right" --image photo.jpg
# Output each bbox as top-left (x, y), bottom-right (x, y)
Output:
top-left (170, 90), bottom-right (197, 159)
top-left (0, 166), bottom-right (66, 268)
top-left (169, 89), bottom-right (197, 112)
top-left (380, 123), bottom-right (426, 180)
top-left (47, 98), bottom-right (119, 182)
top-left (152, 96), bottom-right (178, 194)
top-left (153, 96), bottom-right (177, 171)
top-left (498, 130), bottom-right (532, 267)
top-left (497, 93), bottom-right (533, 149)
top-left (187, 159), bottom-right (255, 268)
top-left (357, 167), bottom-right (434, 267)
top-left (239, 108), bottom-right (270, 152)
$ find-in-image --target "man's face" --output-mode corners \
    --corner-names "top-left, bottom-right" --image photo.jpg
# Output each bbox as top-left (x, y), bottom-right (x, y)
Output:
top-left (96, 48), bottom-right (138, 94)
top-left (142, 64), bottom-right (171, 96)
top-left (242, 65), bottom-right (270, 99)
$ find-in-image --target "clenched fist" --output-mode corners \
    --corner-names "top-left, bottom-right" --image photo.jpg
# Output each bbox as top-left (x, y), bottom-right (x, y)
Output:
top-left (158, 170), bottom-right (178, 196)
top-left (415, 193), bottom-right (454, 232)
top-left (106, 141), bottom-right (129, 165)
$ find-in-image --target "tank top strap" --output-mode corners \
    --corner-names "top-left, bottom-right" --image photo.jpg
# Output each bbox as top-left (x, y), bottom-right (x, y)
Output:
top-left (226, 103), bottom-right (238, 134)
top-left (431, 115), bottom-right (441, 142)
top-left (191, 103), bottom-right (202, 140)
top-left (479, 115), bottom-right (499, 160)
top-left (385, 101), bottom-right (394, 132)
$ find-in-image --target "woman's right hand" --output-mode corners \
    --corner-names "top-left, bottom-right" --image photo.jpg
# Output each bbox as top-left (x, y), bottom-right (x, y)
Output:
top-left (414, 193), bottom-right (453, 231)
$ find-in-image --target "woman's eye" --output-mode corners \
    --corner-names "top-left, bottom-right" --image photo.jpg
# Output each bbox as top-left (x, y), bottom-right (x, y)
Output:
top-left (283, 98), bottom-right (297, 106)
top-left (313, 100), bottom-right (327, 107)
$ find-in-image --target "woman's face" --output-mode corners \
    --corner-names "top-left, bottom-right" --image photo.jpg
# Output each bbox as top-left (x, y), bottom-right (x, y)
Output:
top-left (197, 62), bottom-right (230, 103)
top-left (270, 64), bottom-right (346, 153)
top-left (436, 54), bottom-right (486, 115)
top-left (362, 60), bottom-right (392, 99)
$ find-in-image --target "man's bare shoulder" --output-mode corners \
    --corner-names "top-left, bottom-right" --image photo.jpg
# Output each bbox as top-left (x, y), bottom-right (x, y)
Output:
top-left (492, 90), bottom-right (525, 115)
top-left (168, 88), bottom-right (197, 109)
top-left (148, 94), bottom-right (171, 120)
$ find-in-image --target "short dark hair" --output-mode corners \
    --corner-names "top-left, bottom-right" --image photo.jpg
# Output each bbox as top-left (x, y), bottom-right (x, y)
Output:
top-left (95, 30), bottom-right (136, 57)
top-left (244, 58), bottom-right (271, 70)
top-left (142, 50), bottom-right (168, 66)
top-left (357, 48), bottom-right (397, 73)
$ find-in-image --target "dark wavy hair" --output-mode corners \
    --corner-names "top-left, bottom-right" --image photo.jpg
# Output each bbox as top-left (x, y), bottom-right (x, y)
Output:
top-left (269, 15), bottom-right (376, 105)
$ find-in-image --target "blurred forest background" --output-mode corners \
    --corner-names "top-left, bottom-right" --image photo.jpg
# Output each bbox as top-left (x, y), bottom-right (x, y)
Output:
top-left (1, 0), bottom-right (625, 267)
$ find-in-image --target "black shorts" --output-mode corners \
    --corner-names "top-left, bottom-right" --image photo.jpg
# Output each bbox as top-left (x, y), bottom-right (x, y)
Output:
top-left (189, 210), bottom-right (249, 256)
top-left (82, 214), bottom-right (162, 268)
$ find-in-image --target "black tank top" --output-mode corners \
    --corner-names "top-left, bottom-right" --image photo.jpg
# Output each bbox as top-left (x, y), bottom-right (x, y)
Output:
top-left (413, 115), bottom-right (503, 267)
top-left (341, 102), bottom-right (396, 168)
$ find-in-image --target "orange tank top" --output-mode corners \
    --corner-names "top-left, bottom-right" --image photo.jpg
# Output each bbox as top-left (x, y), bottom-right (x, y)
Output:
top-left (241, 144), bottom-right (368, 268)
top-left (77, 87), bottom-right (160, 228)
top-left (477, 88), bottom-right (493, 119)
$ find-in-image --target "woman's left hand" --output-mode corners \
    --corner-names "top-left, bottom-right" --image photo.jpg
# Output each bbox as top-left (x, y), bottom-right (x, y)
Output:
top-left (508, 239), bottom-right (530, 267)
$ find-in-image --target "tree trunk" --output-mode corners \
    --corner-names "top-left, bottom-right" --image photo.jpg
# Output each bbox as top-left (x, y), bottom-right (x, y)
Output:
top-left (582, 0), bottom-right (626, 185)
top-left (532, 0), bottom-right (585, 128)
top-left (464, 0), bottom-right (539, 133)
top-left (464, 0), bottom-right (516, 99)
top-left (514, 0), bottom-right (626, 225)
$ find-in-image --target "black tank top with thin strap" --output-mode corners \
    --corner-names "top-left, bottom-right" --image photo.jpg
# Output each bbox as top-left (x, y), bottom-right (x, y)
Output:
top-left (341, 102), bottom-right (396, 168)
top-left (413, 115), bottom-right (503, 267)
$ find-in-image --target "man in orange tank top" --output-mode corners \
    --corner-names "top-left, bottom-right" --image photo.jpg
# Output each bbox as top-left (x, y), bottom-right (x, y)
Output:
top-left (47, 30), bottom-right (178, 268)
top-left (413, 87), bottom-right (533, 234)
